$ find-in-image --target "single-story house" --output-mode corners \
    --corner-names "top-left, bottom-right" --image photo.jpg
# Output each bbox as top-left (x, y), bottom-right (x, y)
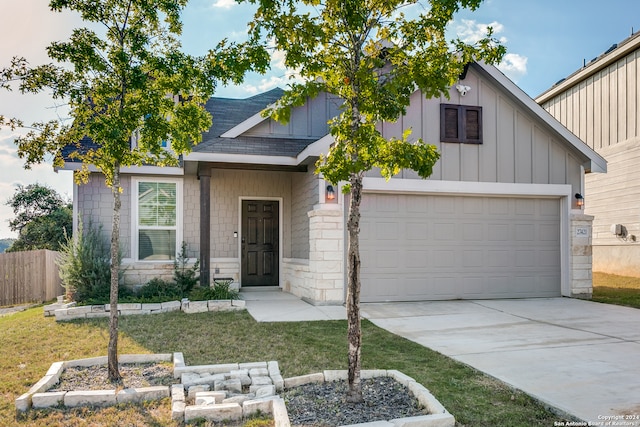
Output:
top-left (536, 31), bottom-right (640, 277)
top-left (63, 61), bottom-right (606, 304)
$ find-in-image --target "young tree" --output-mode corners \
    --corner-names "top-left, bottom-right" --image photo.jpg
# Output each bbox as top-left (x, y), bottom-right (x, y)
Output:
top-left (247, 0), bottom-right (505, 402)
top-left (12, 0), bottom-right (267, 382)
top-left (5, 183), bottom-right (72, 252)
top-left (0, 57), bottom-right (27, 130)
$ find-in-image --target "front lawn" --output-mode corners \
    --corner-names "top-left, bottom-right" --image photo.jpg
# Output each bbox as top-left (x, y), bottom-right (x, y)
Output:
top-left (1, 306), bottom-right (571, 426)
top-left (592, 272), bottom-right (640, 309)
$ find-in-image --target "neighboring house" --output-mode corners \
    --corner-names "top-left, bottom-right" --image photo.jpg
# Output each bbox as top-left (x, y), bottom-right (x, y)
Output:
top-left (62, 61), bottom-right (606, 304)
top-left (537, 32), bottom-right (640, 277)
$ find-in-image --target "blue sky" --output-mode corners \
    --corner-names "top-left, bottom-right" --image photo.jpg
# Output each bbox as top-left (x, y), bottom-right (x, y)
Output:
top-left (1, 0), bottom-right (639, 238)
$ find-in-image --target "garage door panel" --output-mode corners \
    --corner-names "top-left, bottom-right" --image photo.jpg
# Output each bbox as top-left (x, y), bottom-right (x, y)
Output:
top-left (433, 197), bottom-right (455, 214)
top-left (462, 277), bottom-right (484, 296)
top-left (463, 223), bottom-right (484, 240)
top-left (406, 250), bottom-right (429, 268)
top-left (406, 222), bottom-right (428, 240)
top-left (540, 223), bottom-right (560, 240)
top-left (487, 249), bottom-right (511, 267)
top-left (463, 197), bottom-right (484, 214)
top-left (364, 276), bottom-right (400, 299)
top-left (462, 250), bottom-right (483, 267)
top-left (515, 199), bottom-right (536, 214)
top-left (374, 250), bottom-right (398, 269)
top-left (540, 249), bottom-right (561, 267)
top-left (515, 249), bottom-right (535, 267)
top-left (536, 275), bottom-right (560, 295)
top-left (406, 196), bottom-right (428, 213)
top-left (539, 199), bottom-right (559, 216)
top-left (516, 224), bottom-right (535, 240)
top-left (488, 223), bottom-right (510, 241)
top-left (376, 222), bottom-right (399, 240)
top-left (434, 223), bottom-right (456, 240)
top-left (489, 198), bottom-right (510, 215)
top-left (361, 194), bottom-right (561, 302)
top-left (431, 250), bottom-right (456, 268)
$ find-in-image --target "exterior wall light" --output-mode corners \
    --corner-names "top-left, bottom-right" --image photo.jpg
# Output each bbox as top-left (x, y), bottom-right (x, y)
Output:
top-left (326, 185), bottom-right (336, 201)
top-left (575, 193), bottom-right (584, 208)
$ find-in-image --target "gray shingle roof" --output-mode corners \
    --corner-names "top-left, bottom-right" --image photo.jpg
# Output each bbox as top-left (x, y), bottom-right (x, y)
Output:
top-left (62, 88), bottom-right (319, 163)
top-left (193, 88), bottom-right (316, 157)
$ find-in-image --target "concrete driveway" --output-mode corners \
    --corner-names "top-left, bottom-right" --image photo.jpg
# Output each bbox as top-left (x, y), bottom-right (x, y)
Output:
top-left (361, 298), bottom-right (640, 425)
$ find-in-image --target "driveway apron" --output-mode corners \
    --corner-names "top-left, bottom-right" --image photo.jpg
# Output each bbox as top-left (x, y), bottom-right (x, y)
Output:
top-left (361, 298), bottom-right (640, 425)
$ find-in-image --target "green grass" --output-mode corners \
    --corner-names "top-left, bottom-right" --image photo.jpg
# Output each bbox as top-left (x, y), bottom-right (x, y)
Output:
top-left (1, 307), bottom-right (572, 426)
top-left (593, 272), bottom-right (640, 309)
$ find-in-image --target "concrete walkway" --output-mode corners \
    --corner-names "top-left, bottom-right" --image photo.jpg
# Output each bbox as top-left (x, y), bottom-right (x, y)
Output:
top-left (242, 289), bottom-right (346, 322)
top-left (243, 290), bottom-right (640, 424)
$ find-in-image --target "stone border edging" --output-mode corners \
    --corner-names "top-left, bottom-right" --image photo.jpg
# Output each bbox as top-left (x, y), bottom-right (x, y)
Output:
top-left (15, 353), bottom-right (173, 412)
top-left (284, 370), bottom-right (455, 427)
top-left (43, 299), bottom-right (246, 321)
top-left (17, 354), bottom-right (454, 427)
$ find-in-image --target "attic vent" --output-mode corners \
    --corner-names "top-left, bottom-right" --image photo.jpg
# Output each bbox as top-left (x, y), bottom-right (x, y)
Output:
top-left (604, 44), bottom-right (618, 55)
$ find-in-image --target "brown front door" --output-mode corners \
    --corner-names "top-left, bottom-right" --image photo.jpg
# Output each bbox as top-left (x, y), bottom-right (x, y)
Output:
top-left (241, 200), bottom-right (279, 286)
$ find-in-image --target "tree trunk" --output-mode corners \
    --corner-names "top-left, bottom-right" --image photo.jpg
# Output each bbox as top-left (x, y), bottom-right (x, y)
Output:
top-left (107, 164), bottom-right (122, 383)
top-left (346, 173), bottom-right (363, 403)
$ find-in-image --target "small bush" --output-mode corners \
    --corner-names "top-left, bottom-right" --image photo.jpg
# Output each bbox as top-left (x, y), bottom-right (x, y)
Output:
top-left (136, 278), bottom-right (182, 301)
top-left (57, 220), bottom-right (129, 304)
top-left (174, 241), bottom-right (199, 296)
top-left (189, 280), bottom-right (239, 301)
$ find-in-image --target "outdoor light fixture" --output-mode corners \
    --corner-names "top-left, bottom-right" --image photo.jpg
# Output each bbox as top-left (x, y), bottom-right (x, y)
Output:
top-left (326, 185), bottom-right (336, 201)
top-left (575, 193), bottom-right (584, 208)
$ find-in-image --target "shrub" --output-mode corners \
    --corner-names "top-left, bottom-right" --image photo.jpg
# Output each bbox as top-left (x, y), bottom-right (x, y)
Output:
top-left (57, 220), bottom-right (129, 304)
top-left (174, 241), bottom-right (199, 297)
top-left (136, 277), bottom-right (182, 302)
top-left (189, 279), bottom-right (239, 301)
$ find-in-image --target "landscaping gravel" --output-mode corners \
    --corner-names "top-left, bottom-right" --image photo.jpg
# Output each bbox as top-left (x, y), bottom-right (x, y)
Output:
top-left (49, 363), bottom-right (175, 391)
top-left (282, 377), bottom-right (426, 427)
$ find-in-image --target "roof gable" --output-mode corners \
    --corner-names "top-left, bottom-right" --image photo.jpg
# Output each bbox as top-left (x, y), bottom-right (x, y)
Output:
top-left (471, 61), bottom-right (606, 173)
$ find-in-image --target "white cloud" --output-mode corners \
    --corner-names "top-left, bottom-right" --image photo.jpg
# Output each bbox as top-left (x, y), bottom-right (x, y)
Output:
top-left (212, 0), bottom-right (236, 9)
top-left (271, 49), bottom-right (288, 71)
top-left (241, 75), bottom-right (291, 95)
top-left (452, 19), bottom-right (528, 83)
top-left (239, 45), bottom-right (304, 95)
top-left (455, 19), bottom-right (507, 45)
top-left (497, 53), bottom-right (528, 83)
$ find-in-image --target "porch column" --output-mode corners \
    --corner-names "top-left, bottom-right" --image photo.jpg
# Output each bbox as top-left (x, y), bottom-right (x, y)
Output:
top-left (570, 212), bottom-right (594, 299)
top-left (199, 166), bottom-right (211, 287)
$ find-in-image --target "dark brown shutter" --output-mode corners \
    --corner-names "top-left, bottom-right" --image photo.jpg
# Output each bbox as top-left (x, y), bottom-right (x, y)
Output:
top-left (441, 104), bottom-right (460, 142)
top-left (440, 104), bottom-right (482, 144)
top-left (463, 107), bottom-right (482, 143)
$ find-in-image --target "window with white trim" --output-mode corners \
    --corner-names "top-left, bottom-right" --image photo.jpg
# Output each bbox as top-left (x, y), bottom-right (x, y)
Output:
top-left (133, 178), bottom-right (182, 261)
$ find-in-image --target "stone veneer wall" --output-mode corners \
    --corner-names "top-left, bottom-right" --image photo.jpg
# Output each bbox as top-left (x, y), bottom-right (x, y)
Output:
top-left (284, 205), bottom-right (344, 305)
top-left (570, 213), bottom-right (595, 299)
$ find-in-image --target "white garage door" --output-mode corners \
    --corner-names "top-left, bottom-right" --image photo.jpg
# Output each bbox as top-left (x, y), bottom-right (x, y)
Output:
top-left (360, 194), bottom-right (561, 302)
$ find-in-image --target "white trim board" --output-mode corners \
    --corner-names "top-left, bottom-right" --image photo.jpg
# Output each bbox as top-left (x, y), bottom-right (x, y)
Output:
top-left (362, 178), bottom-right (572, 198)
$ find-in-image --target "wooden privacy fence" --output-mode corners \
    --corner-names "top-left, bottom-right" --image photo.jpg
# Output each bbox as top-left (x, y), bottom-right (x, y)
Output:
top-left (0, 250), bottom-right (64, 306)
